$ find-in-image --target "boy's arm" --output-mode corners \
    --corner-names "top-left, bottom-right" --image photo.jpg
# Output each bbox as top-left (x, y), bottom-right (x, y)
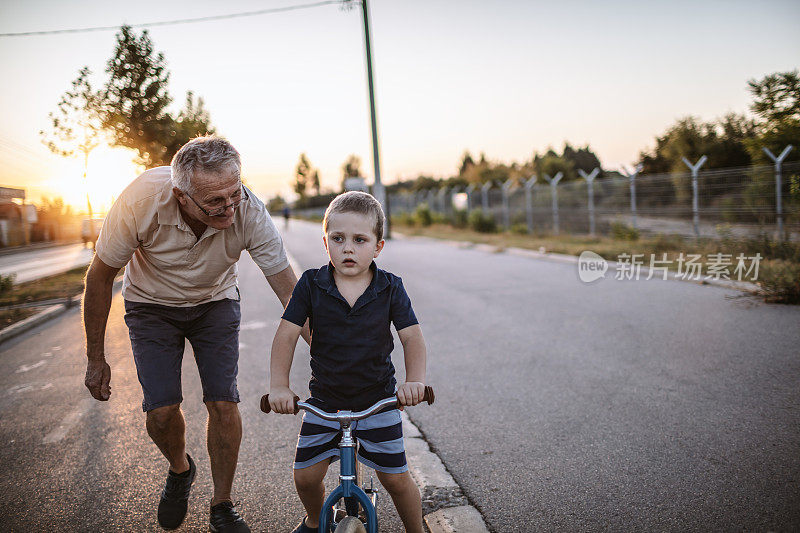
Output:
top-left (396, 324), bottom-right (427, 407)
top-left (269, 318), bottom-right (303, 414)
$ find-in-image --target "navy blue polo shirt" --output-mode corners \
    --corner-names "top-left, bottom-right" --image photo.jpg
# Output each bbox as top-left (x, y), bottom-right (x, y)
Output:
top-left (281, 262), bottom-right (419, 411)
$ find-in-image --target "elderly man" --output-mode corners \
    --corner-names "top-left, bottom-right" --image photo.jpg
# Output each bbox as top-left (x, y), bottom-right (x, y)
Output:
top-left (84, 137), bottom-right (301, 532)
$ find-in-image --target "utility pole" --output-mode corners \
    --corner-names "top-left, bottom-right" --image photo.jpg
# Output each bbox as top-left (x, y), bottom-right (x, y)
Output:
top-left (358, 0), bottom-right (387, 236)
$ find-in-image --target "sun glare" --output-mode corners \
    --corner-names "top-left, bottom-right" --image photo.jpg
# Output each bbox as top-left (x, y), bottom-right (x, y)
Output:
top-left (49, 145), bottom-right (143, 214)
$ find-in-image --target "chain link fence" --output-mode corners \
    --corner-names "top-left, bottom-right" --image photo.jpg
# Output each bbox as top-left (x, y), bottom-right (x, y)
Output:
top-left (388, 160), bottom-right (800, 241)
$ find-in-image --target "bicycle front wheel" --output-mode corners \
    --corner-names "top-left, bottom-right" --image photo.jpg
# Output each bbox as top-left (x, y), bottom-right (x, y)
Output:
top-left (335, 516), bottom-right (367, 533)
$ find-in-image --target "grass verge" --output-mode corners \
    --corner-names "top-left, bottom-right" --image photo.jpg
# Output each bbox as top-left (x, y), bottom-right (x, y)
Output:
top-left (0, 266), bottom-right (89, 328)
top-left (390, 222), bottom-right (800, 304)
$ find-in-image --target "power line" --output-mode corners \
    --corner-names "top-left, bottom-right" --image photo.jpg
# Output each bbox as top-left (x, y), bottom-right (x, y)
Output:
top-left (0, 0), bottom-right (342, 38)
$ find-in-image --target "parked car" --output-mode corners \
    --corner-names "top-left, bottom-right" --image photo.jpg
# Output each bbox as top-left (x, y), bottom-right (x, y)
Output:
top-left (81, 217), bottom-right (104, 248)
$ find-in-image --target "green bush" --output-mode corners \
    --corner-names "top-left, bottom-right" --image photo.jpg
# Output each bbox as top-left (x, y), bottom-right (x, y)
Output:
top-left (0, 274), bottom-right (14, 295)
top-left (758, 260), bottom-right (800, 304)
top-left (450, 209), bottom-right (468, 228)
top-left (392, 212), bottom-right (416, 227)
top-left (414, 204), bottom-right (433, 227)
top-left (510, 223), bottom-right (529, 235)
top-left (468, 210), bottom-right (497, 233)
top-left (611, 221), bottom-right (640, 241)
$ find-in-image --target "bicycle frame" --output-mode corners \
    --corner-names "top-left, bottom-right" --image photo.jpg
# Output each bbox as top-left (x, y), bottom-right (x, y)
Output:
top-left (318, 412), bottom-right (377, 533)
top-left (259, 387), bottom-right (434, 533)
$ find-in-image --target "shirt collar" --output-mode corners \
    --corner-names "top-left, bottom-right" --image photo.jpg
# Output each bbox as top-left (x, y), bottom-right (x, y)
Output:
top-left (156, 178), bottom-right (180, 226)
top-left (314, 261), bottom-right (390, 300)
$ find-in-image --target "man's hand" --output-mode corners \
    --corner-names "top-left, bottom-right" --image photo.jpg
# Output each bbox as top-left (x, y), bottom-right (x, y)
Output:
top-left (397, 381), bottom-right (426, 410)
top-left (85, 359), bottom-right (111, 401)
top-left (269, 386), bottom-right (298, 414)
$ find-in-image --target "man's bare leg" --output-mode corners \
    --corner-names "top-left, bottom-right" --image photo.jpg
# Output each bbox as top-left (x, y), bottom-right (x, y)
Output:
top-left (146, 404), bottom-right (190, 473)
top-left (206, 401), bottom-right (242, 506)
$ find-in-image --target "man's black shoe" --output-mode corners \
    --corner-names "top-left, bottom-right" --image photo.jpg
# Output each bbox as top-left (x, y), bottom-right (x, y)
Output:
top-left (157, 454), bottom-right (196, 530)
top-left (209, 500), bottom-right (250, 533)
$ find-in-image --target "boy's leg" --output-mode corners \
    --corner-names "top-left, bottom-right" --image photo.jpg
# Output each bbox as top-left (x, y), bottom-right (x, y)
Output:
top-left (375, 470), bottom-right (423, 533)
top-left (293, 459), bottom-right (330, 528)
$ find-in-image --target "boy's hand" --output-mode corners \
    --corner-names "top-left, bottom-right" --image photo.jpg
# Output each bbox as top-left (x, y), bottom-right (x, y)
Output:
top-left (397, 381), bottom-right (426, 410)
top-left (269, 386), bottom-right (298, 414)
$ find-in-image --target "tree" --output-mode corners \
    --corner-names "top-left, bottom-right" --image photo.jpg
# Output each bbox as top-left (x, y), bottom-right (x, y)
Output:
top-left (746, 70), bottom-right (800, 164)
top-left (294, 153), bottom-right (312, 198)
top-left (103, 26), bottom-right (214, 167)
top-left (103, 26), bottom-right (172, 167)
top-left (311, 169), bottom-right (321, 196)
top-left (637, 115), bottom-right (753, 175)
top-left (40, 66), bottom-right (104, 217)
top-left (458, 151), bottom-right (475, 176)
top-left (562, 143), bottom-right (603, 177)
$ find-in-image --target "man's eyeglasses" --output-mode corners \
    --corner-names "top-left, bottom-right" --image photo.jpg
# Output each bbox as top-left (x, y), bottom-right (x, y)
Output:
top-left (184, 186), bottom-right (248, 217)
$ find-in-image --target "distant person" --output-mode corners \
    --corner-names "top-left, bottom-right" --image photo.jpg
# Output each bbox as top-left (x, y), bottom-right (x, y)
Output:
top-left (83, 136), bottom-right (306, 533)
top-left (268, 191), bottom-right (428, 533)
top-left (283, 205), bottom-right (291, 229)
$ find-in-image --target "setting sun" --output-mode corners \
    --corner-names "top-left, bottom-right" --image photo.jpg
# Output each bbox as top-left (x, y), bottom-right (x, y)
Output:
top-left (45, 144), bottom-right (143, 215)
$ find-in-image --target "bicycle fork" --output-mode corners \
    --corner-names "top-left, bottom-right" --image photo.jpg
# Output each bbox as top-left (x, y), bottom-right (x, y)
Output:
top-left (319, 417), bottom-right (378, 533)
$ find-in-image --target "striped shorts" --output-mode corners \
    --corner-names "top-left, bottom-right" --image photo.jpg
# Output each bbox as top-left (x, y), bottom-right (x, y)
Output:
top-left (294, 407), bottom-right (407, 474)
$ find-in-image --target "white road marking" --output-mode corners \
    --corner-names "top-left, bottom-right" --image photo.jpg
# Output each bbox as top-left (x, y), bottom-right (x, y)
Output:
top-left (52, 346), bottom-right (62, 351)
top-left (42, 398), bottom-right (94, 444)
top-left (15, 360), bottom-right (46, 373)
top-left (41, 383), bottom-right (53, 390)
top-left (42, 352), bottom-right (53, 357)
top-left (9, 384), bottom-right (34, 394)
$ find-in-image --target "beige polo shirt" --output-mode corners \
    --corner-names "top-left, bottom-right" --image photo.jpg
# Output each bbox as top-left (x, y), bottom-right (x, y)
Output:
top-left (95, 166), bottom-right (289, 306)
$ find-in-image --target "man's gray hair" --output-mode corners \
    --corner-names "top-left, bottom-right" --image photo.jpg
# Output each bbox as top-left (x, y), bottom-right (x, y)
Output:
top-left (171, 136), bottom-right (241, 193)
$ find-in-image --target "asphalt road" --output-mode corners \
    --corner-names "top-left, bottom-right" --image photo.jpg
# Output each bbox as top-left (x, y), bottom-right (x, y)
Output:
top-left (0, 243), bottom-right (93, 283)
top-left (1, 219), bottom-right (799, 532)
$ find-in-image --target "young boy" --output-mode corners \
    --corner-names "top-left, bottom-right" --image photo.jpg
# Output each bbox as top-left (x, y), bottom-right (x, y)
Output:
top-left (269, 191), bottom-right (427, 533)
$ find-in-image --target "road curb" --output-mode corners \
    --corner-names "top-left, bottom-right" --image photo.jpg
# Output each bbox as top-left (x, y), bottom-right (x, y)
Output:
top-left (402, 412), bottom-right (490, 533)
top-left (0, 304), bottom-right (69, 344)
top-left (0, 279), bottom-right (122, 346)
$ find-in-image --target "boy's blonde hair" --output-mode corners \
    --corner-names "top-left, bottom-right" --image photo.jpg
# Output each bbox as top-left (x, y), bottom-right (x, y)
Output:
top-left (323, 191), bottom-right (385, 242)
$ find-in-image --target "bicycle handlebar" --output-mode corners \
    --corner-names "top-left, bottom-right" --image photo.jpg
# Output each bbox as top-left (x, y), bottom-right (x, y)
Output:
top-left (260, 386), bottom-right (435, 420)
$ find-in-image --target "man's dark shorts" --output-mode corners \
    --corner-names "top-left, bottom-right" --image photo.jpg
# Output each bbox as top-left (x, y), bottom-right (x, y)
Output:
top-left (124, 298), bottom-right (241, 412)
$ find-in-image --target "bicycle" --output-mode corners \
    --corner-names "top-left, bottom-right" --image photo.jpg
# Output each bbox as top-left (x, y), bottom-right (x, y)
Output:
top-left (260, 386), bottom-right (435, 533)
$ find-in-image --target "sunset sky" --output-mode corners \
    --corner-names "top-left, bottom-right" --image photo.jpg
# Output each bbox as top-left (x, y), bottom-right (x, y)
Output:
top-left (1, 0), bottom-right (798, 213)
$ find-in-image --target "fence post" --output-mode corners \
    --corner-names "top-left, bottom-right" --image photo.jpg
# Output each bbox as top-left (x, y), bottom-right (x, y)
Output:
top-left (465, 184), bottom-right (476, 213)
top-left (543, 172), bottom-right (563, 234)
top-left (502, 178), bottom-right (515, 230)
top-left (578, 168), bottom-right (600, 236)
top-left (426, 189), bottom-right (436, 211)
top-left (763, 145), bottom-right (793, 242)
top-left (621, 164), bottom-right (642, 231)
top-left (524, 175), bottom-right (537, 234)
top-left (682, 155), bottom-right (708, 238)
top-left (437, 186), bottom-right (448, 215)
top-left (481, 182), bottom-right (492, 212)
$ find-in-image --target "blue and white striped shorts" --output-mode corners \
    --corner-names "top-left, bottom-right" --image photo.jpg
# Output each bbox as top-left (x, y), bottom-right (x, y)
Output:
top-left (294, 407), bottom-right (407, 474)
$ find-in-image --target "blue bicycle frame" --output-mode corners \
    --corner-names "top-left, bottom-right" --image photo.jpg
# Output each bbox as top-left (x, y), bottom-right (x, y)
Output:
top-left (317, 411), bottom-right (377, 533)
top-left (259, 387), bottom-right (434, 533)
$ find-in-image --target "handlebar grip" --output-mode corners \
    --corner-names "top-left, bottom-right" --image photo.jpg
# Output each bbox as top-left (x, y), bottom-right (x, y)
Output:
top-left (422, 385), bottom-right (435, 405)
top-left (260, 394), bottom-right (300, 415)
